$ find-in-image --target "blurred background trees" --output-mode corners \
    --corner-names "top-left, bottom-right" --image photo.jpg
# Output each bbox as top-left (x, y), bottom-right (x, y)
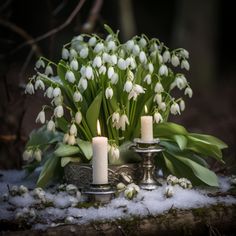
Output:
top-left (0, 0), bottom-right (235, 171)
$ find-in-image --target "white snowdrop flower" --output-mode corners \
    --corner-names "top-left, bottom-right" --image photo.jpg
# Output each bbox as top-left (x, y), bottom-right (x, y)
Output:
top-left (144, 74), bottom-right (152, 84)
top-left (70, 59), bottom-right (79, 71)
top-left (119, 49), bottom-right (125, 58)
top-left (94, 42), bottom-right (104, 53)
top-left (176, 76), bottom-right (186, 90)
top-left (102, 52), bottom-right (109, 63)
top-left (74, 35), bottom-right (83, 41)
top-left (36, 110), bottom-right (45, 124)
top-left (124, 188), bottom-right (134, 200)
top-left (70, 48), bottom-right (77, 58)
top-left (107, 40), bottom-right (116, 51)
top-left (92, 56), bottom-right (102, 68)
top-left (105, 87), bottom-right (113, 99)
top-left (170, 82), bottom-right (176, 90)
top-left (9, 185), bottom-right (19, 196)
top-left (181, 59), bottom-right (190, 71)
top-left (126, 40), bottom-right (135, 51)
top-left (124, 80), bottom-right (133, 93)
top-left (150, 51), bottom-right (157, 61)
top-left (119, 114), bottom-right (129, 131)
top-left (111, 145), bottom-right (120, 161)
top-left (34, 149), bottom-right (42, 162)
top-left (181, 49), bottom-right (189, 58)
top-left (133, 84), bottom-right (145, 94)
top-left (112, 112), bottom-right (120, 123)
top-left (88, 36), bottom-right (97, 46)
top-left (111, 73), bottom-right (118, 84)
top-left (22, 149), bottom-right (33, 161)
top-left (106, 34), bottom-right (113, 41)
top-left (54, 105), bottom-right (64, 118)
top-left (170, 103), bottom-right (180, 115)
top-left (128, 70), bottom-right (134, 81)
top-left (107, 66), bottom-right (115, 79)
top-left (78, 77), bottom-right (88, 90)
top-left (85, 66), bottom-right (93, 80)
top-left (79, 47), bottom-right (89, 58)
top-left (47, 120), bottom-right (55, 132)
top-left (25, 82), bottom-right (34, 94)
top-left (128, 89), bottom-right (138, 100)
top-left (53, 87), bottom-right (61, 97)
top-left (139, 37), bottom-right (147, 48)
top-left (68, 135), bottom-right (76, 145)
top-left (130, 57), bottom-right (136, 69)
top-left (70, 123), bottom-right (77, 136)
top-left (171, 54), bottom-right (180, 67)
top-left (158, 64), bottom-right (168, 76)
top-left (35, 79), bottom-right (45, 90)
top-left (73, 91), bottom-right (83, 102)
top-left (117, 182), bottom-right (126, 190)
top-left (132, 44), bottom-right (140, 56)
top-left (118, 58), bottom-right (127, 70)
top-left (45, 65), bottom-right (53, 76)
top-left (75, 111), bottom-right (82, 125)
top-left (19, 185), bottom-right (28, 194)
top-left (153, 93), bottom-right (162, 104)
top-left (159, 102), bottom-right (167, 111)
top-left (35, 58), bottom-right (45, 69)
top-left (154, 112), bottom-right (163, 124)
top-left (148, 63), bottom-right (154, 74)
top-left (99, 65), bottom-right (107, 75)
top-left (154, 82), bottom-right (164, 93)
top-left (110, 54), bottom-right (117, 65)
top-left (184, 87), bottom-right (193, 98)
top-left (52, 95), bottom-right (63, 106)
top-left (158, 54), bottom-right (163, 64)
top-left (180, 100), bottom-right (185, 111)
top-left (167, 175), bottom-right (179, 185)
top-left (65, 70), bottom-right (76, 83)
top-left (139, 51), bottom-right (147, 64)
top-left (66, 184), bottom-right (78, 195)
top-left (62, 48), bottom-right (70, 60)
top-left (125, 57), bottom-right (131, 67)
top-left (128, 183), bottom-right (140, 193)
top-left (163, 50), bottom-right (171, 63)
top-left (165, 186), bottom-right (174, 198)
top-left (63, 133), bottom-right (69, 144)
top-left (80, 65), bottom-right (86, 77)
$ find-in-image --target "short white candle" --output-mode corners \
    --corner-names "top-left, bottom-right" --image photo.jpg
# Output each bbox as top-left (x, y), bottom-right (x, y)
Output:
top-left (141, 106), bottom-right (153, 142)
top-left (92, 120), bottom-right (108, 185)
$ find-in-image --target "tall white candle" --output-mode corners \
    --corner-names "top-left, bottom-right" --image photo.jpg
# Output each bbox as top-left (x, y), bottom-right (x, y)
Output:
top-left (92, 120), bottom-right (108, 185)
top-left (141, 106), bottom-right (153, 142)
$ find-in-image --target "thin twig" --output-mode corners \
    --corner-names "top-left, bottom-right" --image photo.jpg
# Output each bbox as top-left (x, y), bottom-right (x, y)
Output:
top-left (19, 48), bottom-right (34, 79)
top-left (10, 0), bottom-right (86, 55)
top-left (82, 0), bottom-right (103, 33)
top-left (0, 18), bottom-right (41, 57)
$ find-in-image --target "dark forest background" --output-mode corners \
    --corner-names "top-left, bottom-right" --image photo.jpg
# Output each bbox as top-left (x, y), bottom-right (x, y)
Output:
top-left (0, 0), bottom-right (235, 172)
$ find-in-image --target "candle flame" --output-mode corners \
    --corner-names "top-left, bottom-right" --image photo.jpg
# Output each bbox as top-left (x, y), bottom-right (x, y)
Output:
top-left (144, 105), bottom-right (148, 114)
top-left (97, 120), bottom-right (101, 136)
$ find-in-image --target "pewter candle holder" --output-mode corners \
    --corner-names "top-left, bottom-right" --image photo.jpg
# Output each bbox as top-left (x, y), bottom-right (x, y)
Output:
top-left (131, 138), bottom-right (164, 191)
top-left (83, 183), bottom-right (115, 203)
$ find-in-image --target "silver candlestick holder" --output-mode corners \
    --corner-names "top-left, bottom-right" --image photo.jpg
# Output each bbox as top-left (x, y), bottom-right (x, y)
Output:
top-left (130, 138), bottom-right (164, 191)
top-left (83, 183), bottom-right (115, 203)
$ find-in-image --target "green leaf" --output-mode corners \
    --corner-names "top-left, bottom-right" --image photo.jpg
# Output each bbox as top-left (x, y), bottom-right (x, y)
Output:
top-left (86, 91), bottom-right (103, 136)
top-left (173, 154), bottom-right (219, 187)
top-left (37, 154), bottom-right (60, 188)
top-left (104, 24), bottom-right (116, 36)
top-left (173, 135), bottom-right (187, 150)
top-left (54, 144), bottom-right (81, 157)
top-left (189, 133), bottom-right (228, 149)
top-left (154, 122), bottom-right (188, 138)
top-left (56, 117), bottom-right (68, 133)
top-left (77, 139), bottom-right (92, 160)
top-left (61, 157), bottom-right (81, 167)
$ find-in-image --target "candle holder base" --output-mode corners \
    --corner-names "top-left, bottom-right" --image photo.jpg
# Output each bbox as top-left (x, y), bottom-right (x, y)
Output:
top-left (83, 183), bottom-right (115, 203)
top-left (131, 138), bottom-right (164, 191)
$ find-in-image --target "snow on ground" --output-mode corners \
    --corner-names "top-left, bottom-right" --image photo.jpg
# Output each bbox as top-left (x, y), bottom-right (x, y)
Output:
top-left (0, 169), bottom-right (235, 230)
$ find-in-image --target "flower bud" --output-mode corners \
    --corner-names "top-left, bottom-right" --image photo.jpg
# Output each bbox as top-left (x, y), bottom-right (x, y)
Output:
top-left (126, 40), bottom-right (134, 51)
top-left (45, 86), bottom-right (54, 98)
top-left (171, 54), bottom-right (180, 67)
top-left (80, 47), bottom-right (89, 58)
top-left (73, 91), bottom-right (83, 102)
top-left (139, 38), bottom-right (147, 48)
top-left (35, 59), bottom-right (45, 69)
top-left (78, 77), bottom-right (88, 90)
top-left (34, 149), bottom-right (42, 162)
top-left (163, 50), bottom-right (171, 63)
top-left (63, 133), bottom-right (69, 143)
top-left (184, 87), bottom-right (193, 98)
top-left (36, 110), bottom-right (45, 124)
top-left (148, 63), bottom-right (154, 74)
top-left (22, 149), bottom-right (33, 161)
top-left (53, 87), bottom-right (61, 97)
top-left (118, 58), bottom-right (127, 70)
top-left (105, 87), bottom-right (113, 99)
top-left (110, 54), bottom-right (117, 65)
top-left (25, 83), bottom-right (35, 94)
top-left (93, 56), bottom-right (102, 68)
top-left (70, 59), bottom-right (79, 71)
top-left (47, 120), bottom-right (55, 132)
top-left (158, 64), bottom-right (168, 76)
top-left (181, 59), bottom-right (190, 71)
top-left (88, 36), bottom-right (97, 46)
top-left (124, 80), bottom-right (133, 93)
top-left (128, 70), bottom-right (134, 81)
top-left (94, 42), bottom-right (104, 53)
top-left (159, 102), bottom-right (167, 111)
top-left (62, 48), bottom-right (70, 60)
top-left (70, 48), bottom-right (77, 59)
top-left (132, 44), bottom-right (140, 55)
top-left (158, 54), bottom-right (163, 64)
top-left (68, 135), bottom-right (76, 145)
top-left (85, 66), bottom-right (93, 80)
top-left (154, 112), bottom-right (163, 123)
top-left (154, 82), bottom-right (164, 93)
top-left (139, 51), bottom-right (147, 64)
top-left (35, 79), bottom-right (45, 90)
top-left (45, 65), bottom-right (53, 76)
top-left (107, 41), bottom-right (116, 51)
top-left (65, 70), bottom-right (76, 83)
top-left (70, 123), bottom-right (77, 136)
top-left (54, 105), bottom-right (64, 118)
top-left (75, 111), bottom-right (82, 125)
top-left (107, 66), bottom-right (115, 79)
top-left (180, 100), bottom-right (185, 111)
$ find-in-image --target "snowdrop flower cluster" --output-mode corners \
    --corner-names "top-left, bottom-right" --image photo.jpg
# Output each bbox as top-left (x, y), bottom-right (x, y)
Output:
top-left (117, 182), bottom-right (140, 200)
top-left (24, 25), bottom-right (192, 165)
top-left (167, 175), bottom-right (193, 189)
